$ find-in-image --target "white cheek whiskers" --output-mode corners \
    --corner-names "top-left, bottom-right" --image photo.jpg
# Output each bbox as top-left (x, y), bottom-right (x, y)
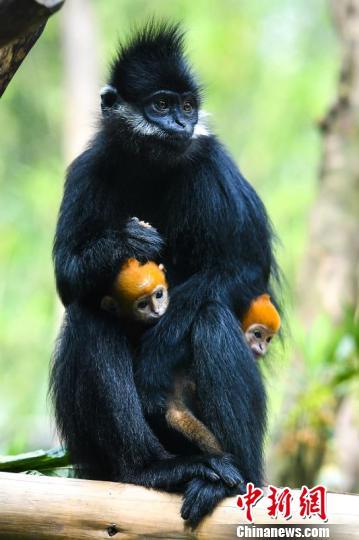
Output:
top-left (192, 109), bottom-right (211, 138)
top-left (114, 103), bottom-right (166, 138)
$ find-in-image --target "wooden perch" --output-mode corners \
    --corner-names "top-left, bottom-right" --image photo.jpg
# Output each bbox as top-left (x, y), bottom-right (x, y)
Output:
top-left (0, 0), bottom-right (65, 97)
top-left (0, 473), bottom-right (358, 539)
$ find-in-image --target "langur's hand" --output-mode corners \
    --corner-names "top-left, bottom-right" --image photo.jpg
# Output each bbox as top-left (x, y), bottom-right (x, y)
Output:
top-left (125, 217), bottom-right (164, 261)
top-left (131, 217), bottom-right (152, 229)
top-left (137, 219), bottom-right (152, 229)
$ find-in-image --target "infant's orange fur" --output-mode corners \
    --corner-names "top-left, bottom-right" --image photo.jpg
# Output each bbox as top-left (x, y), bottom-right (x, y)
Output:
top-left (113, 258), bottom-right (167, 306)
top-left (242, 294), bottom-right (281, 359)
top-left (102, 258), bottom-right (169, 324)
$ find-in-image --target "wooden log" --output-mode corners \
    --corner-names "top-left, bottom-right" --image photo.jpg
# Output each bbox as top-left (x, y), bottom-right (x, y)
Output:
top-left (0, 473), bottom-right (358, 539)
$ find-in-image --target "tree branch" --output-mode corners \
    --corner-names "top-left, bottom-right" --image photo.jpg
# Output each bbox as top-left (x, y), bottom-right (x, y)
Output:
top-left (0, 0), bottom-right (65, 97)
top-left (0, 473), bottom-right (358, 539)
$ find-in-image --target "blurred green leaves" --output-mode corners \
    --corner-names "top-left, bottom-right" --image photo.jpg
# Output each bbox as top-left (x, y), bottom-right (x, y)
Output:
top-left (0, 446), bottom-right (74, 477)
top-left (0, 446), bottom-right (68, 472)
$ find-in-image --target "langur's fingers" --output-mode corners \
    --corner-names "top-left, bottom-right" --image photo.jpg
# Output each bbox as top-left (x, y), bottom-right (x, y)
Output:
top-left (138, 220), bottom-right (152, 228)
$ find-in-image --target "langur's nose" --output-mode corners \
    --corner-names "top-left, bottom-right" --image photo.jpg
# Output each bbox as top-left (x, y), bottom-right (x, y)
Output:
top-left (174, 112), bottom-right (186, 128)
top-left (175, 118), bottom-right (186, 128)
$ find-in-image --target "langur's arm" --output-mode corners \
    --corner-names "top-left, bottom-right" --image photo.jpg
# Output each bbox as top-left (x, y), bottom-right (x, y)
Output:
top-left (54, 155), bottom-right (163, 305)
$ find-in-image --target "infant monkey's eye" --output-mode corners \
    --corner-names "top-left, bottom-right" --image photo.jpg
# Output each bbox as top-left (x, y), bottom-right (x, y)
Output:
top-left (266, 336), bottom-right (272, 343)
top-left (138, 300), bottom-right (148, 309)
top-left (156, 289), bottom-right (163, 299)
top-left (254, 331), bottom-right (262, 339)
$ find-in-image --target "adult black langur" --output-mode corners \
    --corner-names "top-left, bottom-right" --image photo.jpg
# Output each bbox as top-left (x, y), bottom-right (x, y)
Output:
top-left (50, 22), bottom-right (280, 527)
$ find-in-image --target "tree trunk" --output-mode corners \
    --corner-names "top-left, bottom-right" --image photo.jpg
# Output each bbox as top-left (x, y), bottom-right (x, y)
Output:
top-left (298, 0), bottom-right (359, 324)
top-left (0, 0), bottom-right (64, 96)
top-left (271, 0), bottom-right (359, 489)
top-left (61, 0), bottom-right (99, 162)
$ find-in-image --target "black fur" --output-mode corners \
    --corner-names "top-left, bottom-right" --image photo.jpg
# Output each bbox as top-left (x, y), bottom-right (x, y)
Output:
top-left (50, 22), bottom-right (279, 527)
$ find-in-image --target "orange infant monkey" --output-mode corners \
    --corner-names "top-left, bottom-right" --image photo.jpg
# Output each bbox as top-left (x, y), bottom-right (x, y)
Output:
top-left (101, 258), bottom-right (169, 324)
top-left (102, 252), bottom-right (281, 454)
top-left (242, 293), bottom-right (281, 359)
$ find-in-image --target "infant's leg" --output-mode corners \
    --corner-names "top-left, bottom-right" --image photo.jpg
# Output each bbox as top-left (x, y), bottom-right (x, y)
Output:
top-left (166, 400), bottom-right (222, 454)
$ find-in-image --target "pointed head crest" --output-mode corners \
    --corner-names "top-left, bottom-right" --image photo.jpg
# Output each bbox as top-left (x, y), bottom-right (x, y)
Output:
top-left (109, 22), bottom-right (200, 103)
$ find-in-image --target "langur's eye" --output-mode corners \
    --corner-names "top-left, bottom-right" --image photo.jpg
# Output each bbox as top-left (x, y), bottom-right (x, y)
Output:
top-left (254, 331), bottom-right (262, 339)
top-left (267, 336), bottom-right (272, 343)
top-left (138, 301), bottom-right (148, 310)
top-left (154, 98), bottom-right (169, 112)
top-left (156, 289), bottom-right (163, 299)
top-left (183, 101), bottom-right (193, 113)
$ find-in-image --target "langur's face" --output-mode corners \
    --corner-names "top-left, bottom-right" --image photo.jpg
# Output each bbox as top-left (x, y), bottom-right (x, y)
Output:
top-left (100, 86), bottom-right (206, 155)
top-left (132, 285), bottom-right (169, 324)
top-left (245, 324), bottom-right (275, 359)
top-left (141, 90), bottom-right (198, 150)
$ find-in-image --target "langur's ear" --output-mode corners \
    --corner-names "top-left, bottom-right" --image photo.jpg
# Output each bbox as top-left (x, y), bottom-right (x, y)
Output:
top-left (101, 295), bottom-right (118, 313)
top-left (100, 85), bottom-right (119, 112)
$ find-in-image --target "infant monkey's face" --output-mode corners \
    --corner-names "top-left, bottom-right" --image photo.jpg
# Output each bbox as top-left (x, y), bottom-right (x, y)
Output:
top-left (245, 323), bottom-right (275, 359)
top-left (132, 285), bottom-right (169, 324)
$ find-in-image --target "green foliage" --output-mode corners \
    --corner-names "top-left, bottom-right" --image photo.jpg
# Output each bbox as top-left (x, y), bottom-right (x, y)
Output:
top-left (0, 447), bottom-right (68, 472)
top-left (272, 310), bottom-right (358, 486)
top-left (303, 309), bottom-right (358, 366)
top-left (0, 0), bottom-right (339, 454)
top-left (0, 446), bottom-right (74, 477)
